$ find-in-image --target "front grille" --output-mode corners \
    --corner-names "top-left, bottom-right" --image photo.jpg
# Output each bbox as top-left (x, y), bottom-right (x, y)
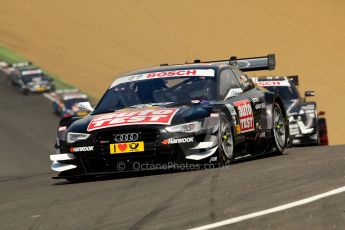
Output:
top-left (95, 128), bottom-right (159, 157)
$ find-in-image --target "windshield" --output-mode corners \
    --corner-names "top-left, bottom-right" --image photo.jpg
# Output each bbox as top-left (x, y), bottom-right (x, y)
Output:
top-left (22, 74), bottom-right (48, 83)
top-left (64, 98), bottom-right (89, 109)
top-left (95, 76), bottom-right (217, 113)
top-left (266, 86), bottom-right (300, 101)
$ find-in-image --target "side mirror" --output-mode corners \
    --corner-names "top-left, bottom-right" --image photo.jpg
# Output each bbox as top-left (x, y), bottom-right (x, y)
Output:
top-left (305, 90), bottom-right (315, 97)
top-left (78, 102), bottom-right (94, 112)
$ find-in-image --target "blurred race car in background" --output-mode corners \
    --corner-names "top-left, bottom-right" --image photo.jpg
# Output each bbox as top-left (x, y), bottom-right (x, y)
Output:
top-left (5, 62), bottom-right (55, 94)
top-left (53, 89), bottom-right (91, 118)
top-left (50, 54), bottom-right (290, 181)
top-left (252, 76), bottom-right (320, 146)
top-left (0, 60), bottom-right (10, 69)
top-left (0, 60), bottom-right (18, 78)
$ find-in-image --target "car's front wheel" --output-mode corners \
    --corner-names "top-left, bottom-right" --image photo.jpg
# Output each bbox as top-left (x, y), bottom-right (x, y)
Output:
top-left (217, 113), bottom-right (234, 165)
top-left (272, 103), bottom-right (287, 154)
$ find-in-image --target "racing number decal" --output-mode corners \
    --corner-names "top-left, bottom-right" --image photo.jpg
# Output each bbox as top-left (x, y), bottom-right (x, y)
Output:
top-left (233, 100), bottom-right (254, 133)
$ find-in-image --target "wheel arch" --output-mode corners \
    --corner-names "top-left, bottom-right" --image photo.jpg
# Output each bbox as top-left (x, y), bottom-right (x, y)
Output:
top-left (262, 93), bottom-right (287, 130)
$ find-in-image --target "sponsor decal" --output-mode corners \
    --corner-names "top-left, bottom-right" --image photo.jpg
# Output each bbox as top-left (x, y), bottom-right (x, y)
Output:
top-left (87, 108), bottom-right (179, 131)
top-left (234, 100), bottom-right (254, 132)
top-left (110, 141), bottom-right (144, 154)
top-left (161, 137), bottom-right (194, 145)
top-left (70, 146), bottom-right (94, 152)
top-left (255, 81), bottom-right (290, 87)
top-left (110, 69), bottom-right (215, 88)
top-left (250, 97), bottom-right (260, 103)
top-left (255, 103), bottom-right (266, 109)
top-left (210, 113), bottom-right (219, 118)
top-left (301, 104), bottom-right (315, 110)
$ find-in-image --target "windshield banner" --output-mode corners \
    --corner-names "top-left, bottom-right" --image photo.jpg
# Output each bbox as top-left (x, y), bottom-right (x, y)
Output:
top-left (22, 69), bottom-right (43, 75)
top-left (111, 69), bottom-right (215, 88)
top-left (254, 81), bottom-right (290, 87)
top-left (87, 108), bottom-right (179, 131)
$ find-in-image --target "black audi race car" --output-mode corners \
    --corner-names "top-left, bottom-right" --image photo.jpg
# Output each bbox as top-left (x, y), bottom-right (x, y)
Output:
top-left (6, 64), bottom-right (55, 94)
top-left (252, 76), bottom-right (320, 146)
top-left (50, 54), bottom-right (289, 180)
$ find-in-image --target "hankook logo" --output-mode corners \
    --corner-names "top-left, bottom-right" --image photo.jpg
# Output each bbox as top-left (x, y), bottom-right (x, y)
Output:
top-left (162, 137), bottom-right (194, 145)
top-left (70, 146), bottom-right (94, 152)
top-left (114, 133), bottom-right (139, 142)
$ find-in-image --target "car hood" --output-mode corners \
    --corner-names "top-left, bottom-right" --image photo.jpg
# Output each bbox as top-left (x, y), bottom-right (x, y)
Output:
top-left (68, 102), bottom-right (214, 133)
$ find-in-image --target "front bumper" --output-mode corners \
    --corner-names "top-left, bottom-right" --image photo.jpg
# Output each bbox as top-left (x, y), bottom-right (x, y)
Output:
top-left (27, 84), bottom-right (53, 93)
top-left (51, 120), bottom-right (220, 177)
top-left (289, 121), bottom-right (318, 146)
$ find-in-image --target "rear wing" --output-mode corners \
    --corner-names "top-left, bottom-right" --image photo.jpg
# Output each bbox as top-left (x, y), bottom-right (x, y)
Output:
top-left (191, 54), bottom-right (276, 72)
top-left (287, 75), bottom-right (299, 86)
top-left (229, 54), bottom-right (276, 72)
top-left (160, 54), bottom-right (276, 71)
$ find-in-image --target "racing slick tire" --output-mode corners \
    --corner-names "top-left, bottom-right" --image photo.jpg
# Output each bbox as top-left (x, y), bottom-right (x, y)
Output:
top-left (271, 103), bottom-right (288, 154)
top-left (216, 112), bottom-right (234, 165)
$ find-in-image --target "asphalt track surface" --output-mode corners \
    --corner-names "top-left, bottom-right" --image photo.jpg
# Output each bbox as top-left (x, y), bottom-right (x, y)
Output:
top-left (0, 76), bottom-right (344, 230)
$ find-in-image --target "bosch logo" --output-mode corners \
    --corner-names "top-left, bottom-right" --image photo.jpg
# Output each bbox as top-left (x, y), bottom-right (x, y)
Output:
top-left (114, 133), bottom-right (139, 142)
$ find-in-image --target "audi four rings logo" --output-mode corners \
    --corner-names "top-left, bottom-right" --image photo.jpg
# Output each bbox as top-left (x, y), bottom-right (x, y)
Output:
top-left (115, 133), bottom-right (139, 142)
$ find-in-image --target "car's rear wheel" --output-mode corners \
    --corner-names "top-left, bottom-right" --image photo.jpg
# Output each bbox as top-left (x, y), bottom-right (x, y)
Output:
top-left (272, 103), bottom-right (287, 154)
top-left (217, 113), bottom-right (234, 165)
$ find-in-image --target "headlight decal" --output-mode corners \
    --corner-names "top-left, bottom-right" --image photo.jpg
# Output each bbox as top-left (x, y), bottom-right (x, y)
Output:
top-left (165, 121), bottom-right (201, 133)
top-left (66, 132), bottom-right (90, 143)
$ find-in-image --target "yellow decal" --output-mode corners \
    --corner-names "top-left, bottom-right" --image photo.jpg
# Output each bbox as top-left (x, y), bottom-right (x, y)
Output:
top-left (110, 141), bottom-right (144, 154)
top-left (235, 124), bottom-right (241, 134)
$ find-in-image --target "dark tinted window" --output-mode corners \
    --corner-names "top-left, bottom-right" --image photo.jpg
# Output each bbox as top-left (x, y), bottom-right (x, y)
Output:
top-left (95, 76), bottom-right (217, 113)
top-left (219, 69), bottom-right (241, 99)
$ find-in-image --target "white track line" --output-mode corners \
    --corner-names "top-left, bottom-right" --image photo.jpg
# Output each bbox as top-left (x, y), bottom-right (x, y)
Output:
top-left (43, 93), bottom-right (55, 102)
top-left (189, 185), bottom-right (345, 230)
